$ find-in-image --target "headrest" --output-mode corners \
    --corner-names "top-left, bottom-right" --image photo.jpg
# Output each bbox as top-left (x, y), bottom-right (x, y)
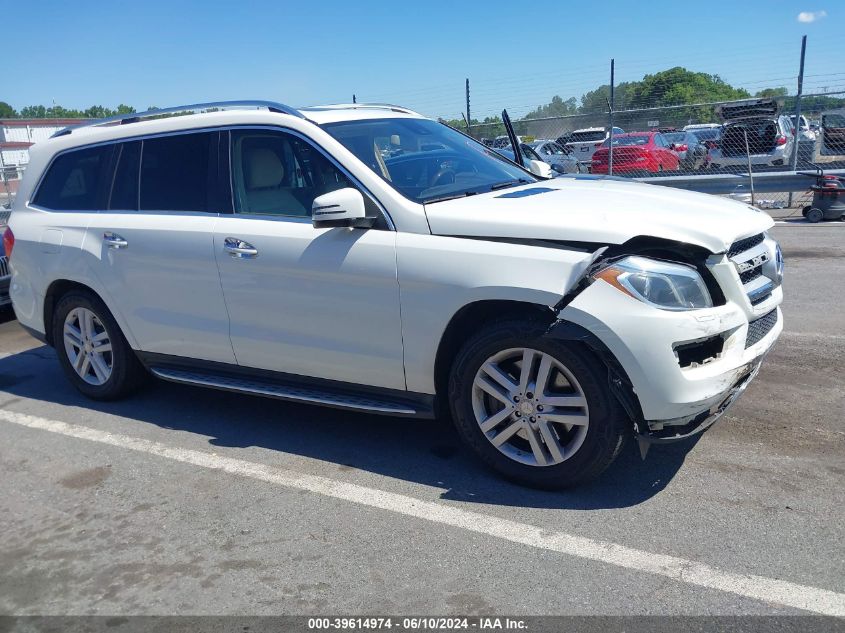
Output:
top-left (246, 148), bottom-right (284, 189)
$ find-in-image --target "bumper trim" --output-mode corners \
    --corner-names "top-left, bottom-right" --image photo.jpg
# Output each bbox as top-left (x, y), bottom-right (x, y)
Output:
top-left (640, 357), bottom-right (763, 443)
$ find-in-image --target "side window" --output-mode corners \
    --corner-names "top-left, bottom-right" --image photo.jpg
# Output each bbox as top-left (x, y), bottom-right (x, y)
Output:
top-left (108, 141), bottom-right (141, 210)
top-left (655, 134), bottom-right (666, 148)
top-left (33, 145), bottom-right (112, 211)
top-left (231, 129), bottom-right (371, 219)
top-left (140, 132), bottom-right (214, 212)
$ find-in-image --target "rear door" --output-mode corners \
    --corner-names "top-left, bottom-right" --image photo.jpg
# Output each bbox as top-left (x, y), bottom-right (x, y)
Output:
top-left (84, 131), bottom-right (236, 363)
top-left (213, 128), bottom-right (405, 390)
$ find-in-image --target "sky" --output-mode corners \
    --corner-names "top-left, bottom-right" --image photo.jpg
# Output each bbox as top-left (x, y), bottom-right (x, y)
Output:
top-left (7, 0), bottom-right (843, 120)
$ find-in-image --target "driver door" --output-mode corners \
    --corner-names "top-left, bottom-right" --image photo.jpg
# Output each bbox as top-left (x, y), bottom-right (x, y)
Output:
top-left (213, 128), bottom-right (406, 390)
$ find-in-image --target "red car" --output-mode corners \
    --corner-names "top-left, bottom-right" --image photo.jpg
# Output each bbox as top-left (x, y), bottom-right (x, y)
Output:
top-left (591, 132), bottom-right (681, 174)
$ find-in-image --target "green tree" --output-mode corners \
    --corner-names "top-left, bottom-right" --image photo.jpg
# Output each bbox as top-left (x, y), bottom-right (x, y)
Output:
top-left (0, 101), bottom-right (16, 118)
top-left (755, 87), bottom-right (788, 98)
top-left (525, 95), bottom-right (578, 119)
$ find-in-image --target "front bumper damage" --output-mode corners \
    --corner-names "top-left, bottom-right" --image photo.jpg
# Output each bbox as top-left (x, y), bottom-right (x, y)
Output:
top-left (550, 272), bottom-right (782, 445)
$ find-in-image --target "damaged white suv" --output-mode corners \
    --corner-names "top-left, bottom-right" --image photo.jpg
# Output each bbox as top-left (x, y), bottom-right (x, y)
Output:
top-left (6, 101), bottom-right (783, 488)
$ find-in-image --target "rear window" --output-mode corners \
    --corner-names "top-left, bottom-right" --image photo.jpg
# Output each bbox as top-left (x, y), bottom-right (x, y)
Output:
top-left (140, 133), bottom-right (214, 212)
top-left (570, 131), bottom-right (606, 142)
top-left (606, 135), bottom-right (650, 147)
top-left (692, 129), bottom-right (720, 141)
top-left (33, 145), bottom-right (112, 211)
top-left (108, 141), bottom-right (141, 210)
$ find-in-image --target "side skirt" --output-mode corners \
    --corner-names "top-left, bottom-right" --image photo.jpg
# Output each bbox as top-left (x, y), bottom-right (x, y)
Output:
top-left (137, 352), bottom-right (436, 419)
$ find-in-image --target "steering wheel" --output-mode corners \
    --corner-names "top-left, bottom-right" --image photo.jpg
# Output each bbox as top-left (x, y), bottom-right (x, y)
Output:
top-left (431, 165), bottom-right (456, 187)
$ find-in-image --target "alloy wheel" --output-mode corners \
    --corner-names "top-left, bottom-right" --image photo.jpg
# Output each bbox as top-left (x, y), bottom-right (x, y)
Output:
top-left (471, 348), bottom-right (590, 467)
top-left (63, 307), bottom-right (114, 386)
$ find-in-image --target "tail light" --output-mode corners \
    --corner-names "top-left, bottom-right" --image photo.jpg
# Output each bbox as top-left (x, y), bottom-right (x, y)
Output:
top-left (3, 226), bottom-right (14, 258)
top-left (776, 135), bottom-right (787, 146)
top-left (675, 144), bottom-right (688, 152)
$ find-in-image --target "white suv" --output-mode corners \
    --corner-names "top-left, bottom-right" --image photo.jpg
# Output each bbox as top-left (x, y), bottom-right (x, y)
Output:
top-left (5, 101), bottom-right (784, 488)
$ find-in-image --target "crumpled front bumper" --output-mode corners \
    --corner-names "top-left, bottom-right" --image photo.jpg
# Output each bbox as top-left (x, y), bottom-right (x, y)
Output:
top-left (556, 275), bottom-right (782, 442)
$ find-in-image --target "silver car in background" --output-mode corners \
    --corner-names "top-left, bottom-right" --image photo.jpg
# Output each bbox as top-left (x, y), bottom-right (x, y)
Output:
top-left (528, 140), bottom-right (581, 174)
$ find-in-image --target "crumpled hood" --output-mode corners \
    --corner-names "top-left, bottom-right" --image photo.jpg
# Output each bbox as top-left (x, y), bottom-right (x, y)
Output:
top-left (424, 177), bottom-right (773, 253)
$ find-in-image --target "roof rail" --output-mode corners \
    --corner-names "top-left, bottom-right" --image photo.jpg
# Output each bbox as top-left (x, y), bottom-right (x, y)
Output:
top-left (50, 100), bottom-right (304, 138)
top-left (302, 103), bottom-right (420, 116)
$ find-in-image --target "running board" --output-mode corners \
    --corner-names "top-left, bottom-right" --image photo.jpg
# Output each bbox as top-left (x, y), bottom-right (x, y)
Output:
top-left (149, 366), bottom-right (421, 417)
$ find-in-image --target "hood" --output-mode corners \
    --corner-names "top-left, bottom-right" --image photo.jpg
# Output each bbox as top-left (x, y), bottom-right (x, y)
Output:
top-left (423, 176), bottom-right (773, 254)
top-left (715, 98), bottom-right (780, 122)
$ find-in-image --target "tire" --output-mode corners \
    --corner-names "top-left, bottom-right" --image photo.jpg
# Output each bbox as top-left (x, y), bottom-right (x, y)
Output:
top-left (802, 205), bottom-right (811, 218)
top-left (448, 319), bottom-right (628, 489)
top-left (52, 289), bottom-right (147, 400)
top-left (806, 207), bottom-right (824, 223)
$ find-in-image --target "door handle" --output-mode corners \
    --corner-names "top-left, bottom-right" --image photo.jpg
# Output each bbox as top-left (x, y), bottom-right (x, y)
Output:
top-left (224, 237), bottom-right (258, 259)
top-left (103, 232), bottom-right (128, 249)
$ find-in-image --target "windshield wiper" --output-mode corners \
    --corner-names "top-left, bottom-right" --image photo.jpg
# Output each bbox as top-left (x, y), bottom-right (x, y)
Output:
top-left (490, 178), bottom-right (530, 191)
top-left (424, 191), bottom-right (480, 204)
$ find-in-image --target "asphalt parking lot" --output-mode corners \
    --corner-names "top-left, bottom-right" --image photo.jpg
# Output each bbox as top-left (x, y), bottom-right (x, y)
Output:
top-left (0, 218), bottom-right (843, 616)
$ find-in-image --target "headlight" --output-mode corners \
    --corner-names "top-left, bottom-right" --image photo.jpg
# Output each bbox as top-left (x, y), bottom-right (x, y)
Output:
top-left (592, 256), bottom-right (713, 311)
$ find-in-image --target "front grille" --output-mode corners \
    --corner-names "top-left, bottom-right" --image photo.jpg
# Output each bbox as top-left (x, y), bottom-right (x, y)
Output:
top-left (745, 309), bottom-right (778, 348)
top-left (0, 256), bottom-right (8, 278)
top-left (727, 233), bottom-right (764, 258)
top-left (739, 267), bottom-right (763, 284)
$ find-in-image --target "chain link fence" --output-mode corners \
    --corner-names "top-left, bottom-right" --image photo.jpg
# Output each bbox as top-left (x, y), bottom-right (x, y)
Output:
top-left (417, 35), bottom-right (845, 214)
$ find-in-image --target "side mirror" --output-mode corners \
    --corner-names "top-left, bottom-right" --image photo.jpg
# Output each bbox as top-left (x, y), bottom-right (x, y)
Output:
top-left (527, 159), bottom-right (554, 179)
top-left (312, 188), bottom-right (374, 228)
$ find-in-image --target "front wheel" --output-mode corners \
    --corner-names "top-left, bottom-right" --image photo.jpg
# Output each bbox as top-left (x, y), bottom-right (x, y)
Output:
top-left (448, 319), bottom-right (628, 489)
top-left (53, 290), bottom-right (147, 400)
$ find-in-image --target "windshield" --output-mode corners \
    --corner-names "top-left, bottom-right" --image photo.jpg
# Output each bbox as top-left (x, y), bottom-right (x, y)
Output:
top-left (322, 118), bottom-right (536, 203)
top-left (662, 132), bottom-right (687, 144)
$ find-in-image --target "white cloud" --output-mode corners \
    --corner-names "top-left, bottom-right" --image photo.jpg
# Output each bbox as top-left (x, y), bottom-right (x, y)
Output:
top-left (797, 10), bottom-right (827, 22)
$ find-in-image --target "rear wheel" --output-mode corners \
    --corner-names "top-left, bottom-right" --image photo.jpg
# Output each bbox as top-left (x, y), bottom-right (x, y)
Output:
top-left (448, 319), bottom-right (628, 489)
top-left (806, 207), bottom-right (824, 223)
top-left (53, 290), bottom-right (147, 400)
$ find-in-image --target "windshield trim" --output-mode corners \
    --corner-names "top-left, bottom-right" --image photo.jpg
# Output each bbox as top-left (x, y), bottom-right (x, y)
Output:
top-left (319, 117), bottom-right (539, 205)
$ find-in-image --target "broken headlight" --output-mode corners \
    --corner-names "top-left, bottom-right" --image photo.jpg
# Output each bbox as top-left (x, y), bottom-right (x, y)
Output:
top-left (592, 256), bottom-right (713, 311)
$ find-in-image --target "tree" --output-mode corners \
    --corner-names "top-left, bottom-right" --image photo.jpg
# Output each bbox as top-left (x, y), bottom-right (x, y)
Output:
top-left (755, 87), bottom-right (788, 98)
top-left (0, 101), bottom-right (16, 118)
top-left (525, 95), bottom-right (578, 120)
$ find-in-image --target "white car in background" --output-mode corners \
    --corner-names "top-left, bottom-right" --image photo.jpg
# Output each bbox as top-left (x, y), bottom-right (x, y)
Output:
top-left (708, 99), bottom-right (795, 170)
top-left (528, 140), bottom-right (581, 174)
top-left (559, 127), bottom-right (625, 171)
top-left (6, 101), bottom-right (783, 489)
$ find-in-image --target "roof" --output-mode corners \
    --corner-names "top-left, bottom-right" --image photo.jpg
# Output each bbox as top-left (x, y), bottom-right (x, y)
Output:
top-left (23, 103), bottom-right (429, 160)
top-left (299, 104), bottom-right (423, 124)
top-left (571, 127), bottom-right (605, 133)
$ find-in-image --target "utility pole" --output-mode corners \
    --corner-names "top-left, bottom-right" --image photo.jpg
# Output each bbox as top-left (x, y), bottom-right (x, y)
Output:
top-left (788, 35), bottom-right (807, 209)
top-left (609, 59), bottom-right (615, 176)
top-left (465, 78), bottom-right (471, 134)
top-left (790, 35), bottom-right (807, 171)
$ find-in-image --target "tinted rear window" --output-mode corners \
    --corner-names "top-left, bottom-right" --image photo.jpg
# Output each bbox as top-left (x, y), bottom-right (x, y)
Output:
top-left (570, 131), bottom-right (606, 142)
top-left (140, 133), bottom-right (214, 212)
top-left (33, 145), bottom-right (112, 211)
top-left (109, 141), bottom-right (141, 210)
